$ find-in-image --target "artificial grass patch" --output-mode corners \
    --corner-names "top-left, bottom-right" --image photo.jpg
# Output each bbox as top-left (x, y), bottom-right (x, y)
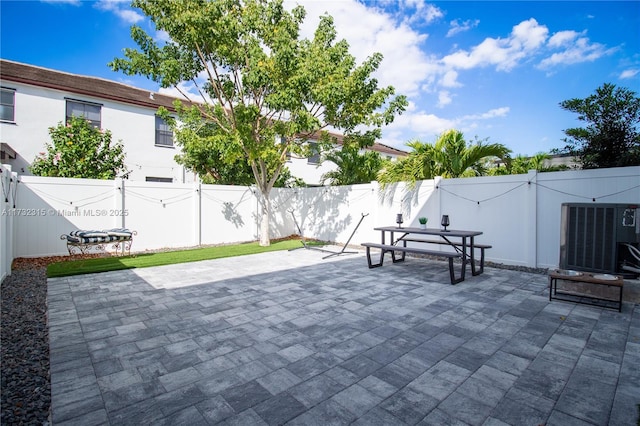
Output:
top-left (47, 239), bottom-right (314, 278)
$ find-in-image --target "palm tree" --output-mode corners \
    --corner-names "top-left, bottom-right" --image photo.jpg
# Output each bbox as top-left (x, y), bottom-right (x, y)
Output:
top-left (320, 145), bottom-right (384, 185)
top-left (488, 152), bottom-right (569, 175)
top-left (378, 129), bottom-right (511, 185)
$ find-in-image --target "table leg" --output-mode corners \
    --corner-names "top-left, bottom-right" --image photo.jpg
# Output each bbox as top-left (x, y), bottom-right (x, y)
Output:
top-left (462, 237), bottom-right (468, 273)
top-left (469, 236), bottom-right (479, 276)
top-left (441, 235), bottom-right (466, 282)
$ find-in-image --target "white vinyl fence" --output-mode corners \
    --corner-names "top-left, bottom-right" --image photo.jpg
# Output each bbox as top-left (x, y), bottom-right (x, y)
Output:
top-left (1, 164), bottom-right (639, 283)
top-left (1, 165), bottom-right (18, 282)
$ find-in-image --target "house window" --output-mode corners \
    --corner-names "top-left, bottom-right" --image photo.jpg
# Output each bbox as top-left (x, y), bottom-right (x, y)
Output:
top-left (307, 142), bottom-right (320, 165)
top-left (155, 116), bottom-right (173, 147)
top-left (66, 99), bottom-right (101, 128)
top-left (0, 88), bottom-right (15, 122)
top-left (145, 176), bottom-right (173, 183)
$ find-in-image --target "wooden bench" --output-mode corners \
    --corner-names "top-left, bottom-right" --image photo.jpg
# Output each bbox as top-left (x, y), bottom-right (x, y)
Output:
top-left (549, 269), bottom-right (624, 312)
top-left (401, 238), bottom-right (492, 276)
top-left (361, 242), bottom-right (464, 284)
top-left (61, 228), bottom-right (136, 256)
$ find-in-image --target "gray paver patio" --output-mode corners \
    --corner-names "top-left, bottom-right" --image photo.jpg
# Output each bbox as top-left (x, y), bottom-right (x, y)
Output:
top-left (48, 248), bottom-right (640, 425)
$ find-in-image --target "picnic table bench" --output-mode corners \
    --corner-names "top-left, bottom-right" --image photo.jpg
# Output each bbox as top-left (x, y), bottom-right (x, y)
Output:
top-left (361, 242), bottom-right (464, 284)
top-left (400, 238), bottom-right (492, 275)
top-left (61, 228), bottom-right (136, 256)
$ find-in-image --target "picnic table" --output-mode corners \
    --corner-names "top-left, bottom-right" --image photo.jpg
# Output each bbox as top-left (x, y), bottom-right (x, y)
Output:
top-left (361, 226), bottom-right (489, 284)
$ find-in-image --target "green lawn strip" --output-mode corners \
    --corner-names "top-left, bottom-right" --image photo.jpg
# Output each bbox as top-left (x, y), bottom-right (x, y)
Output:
top-left (47, 239), bottom-right (323, 278)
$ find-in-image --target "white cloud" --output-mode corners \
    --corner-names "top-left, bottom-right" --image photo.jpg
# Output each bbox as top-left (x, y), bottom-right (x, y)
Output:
top-left (373, 0), bottom-right (443, 26)
top-left (443, 38), bottom-right (511, 70)
top-left (538, 28), bottom-right (617, 69)
top-left (387, 108), bottom-right (456, 139)
top-left (410, 1), bottom-right (444, 25)
top-left (155, 30), bottom-right (171, 44)
top-left (538, 37), bottom-right (615, 69)
top-left (511, 18), bottom-right (548, 51)
top-left (438, 108), bottom-right (511, 139)
top-left (463, 107), bottom-right (510, 120)
top-left (446, 19), bottom-right (480, 38)
top-left (292, 0), bottom-right (432, 97)
top-left (439, 70), bottom-right (460, 88)
top-left (437, 90), bottom-right (452, 108)
top-left (95, 0), bottom-right (144, 24)
top-left (442, 18), bottom-right (548, 73)
top-left (115, 9), bottom-right (144, 24)
top-left (547, 30), bottom-right (583, 48)
top-left (620, 69), bottom-right (639, 79)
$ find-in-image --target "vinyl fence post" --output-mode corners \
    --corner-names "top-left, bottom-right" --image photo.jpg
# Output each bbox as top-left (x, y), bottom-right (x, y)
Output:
top-left (434, 176), bottom-right (443, 224)
top-left (195, 181), bottom-right (202, 246)
top-left (526, 170), bottom-right (538, 268)
top-left (118, 178), bottom-right (126, 229)
top-left (118, 178), bottom-right (126, 255)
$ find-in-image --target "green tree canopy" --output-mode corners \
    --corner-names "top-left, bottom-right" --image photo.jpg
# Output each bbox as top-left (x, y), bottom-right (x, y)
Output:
top-left (377, 129), bottom-right (511, 186)
top-left (488, 152), bottom-right (568, 175)
top-left (110, 0), bottom-right (406, 245)
top-left (558, 83), bottom-right (640, 169)
top-left (30, 117), bottom-right (128, 179)
top-left (164, 102), bottom-right (304, 187)
top-left (320, 143), bottom-right (385, 186)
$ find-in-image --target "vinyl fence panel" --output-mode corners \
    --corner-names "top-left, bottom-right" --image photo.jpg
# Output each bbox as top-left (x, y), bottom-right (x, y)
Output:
top-left (2, 166), bottom-right (638, 272)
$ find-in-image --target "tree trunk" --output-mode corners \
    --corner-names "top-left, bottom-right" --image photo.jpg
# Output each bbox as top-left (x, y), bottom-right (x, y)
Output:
top-left (258, 189), bottom-right (271, 246)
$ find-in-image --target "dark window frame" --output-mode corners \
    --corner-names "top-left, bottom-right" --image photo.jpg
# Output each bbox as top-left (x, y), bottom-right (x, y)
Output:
top-left (65, 98), bottom-right (102, 128)
top-left (307, 142), bottom-right (320, 165)
top-left (145, 176), bottom-right (173, 183)
top-left (155, 115), bottom-right (174, 147)
top-left (0, 87), bottom-right (16, 122)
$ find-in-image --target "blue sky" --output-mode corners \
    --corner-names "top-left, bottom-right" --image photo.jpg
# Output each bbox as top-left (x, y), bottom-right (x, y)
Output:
top-left (1, 0), bottom-right (639, 156)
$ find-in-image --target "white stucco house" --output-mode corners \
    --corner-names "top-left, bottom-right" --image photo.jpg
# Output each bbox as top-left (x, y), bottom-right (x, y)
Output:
top-left (0, 59), bottom-right (406, 185)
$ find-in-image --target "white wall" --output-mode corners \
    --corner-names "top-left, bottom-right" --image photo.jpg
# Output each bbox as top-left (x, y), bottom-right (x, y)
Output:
top-left (285, 156), bottom-right (329, 186)
top-left (1, 84), bottom-right (61, 175)
top-left (2, 166), bottom-right (638, 274)
top-left (103, 101), bottom-right (193, 183)
top-left (0, 81), bottom-right (193, 183)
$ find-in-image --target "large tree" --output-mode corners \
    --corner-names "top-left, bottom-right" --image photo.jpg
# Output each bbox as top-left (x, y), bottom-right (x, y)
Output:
top-left (110, 0), bottom-right (406, 245)
top-left (377, 129), bottom-right (511, 186)
top-left (558, 83), bottom-right (640, 169)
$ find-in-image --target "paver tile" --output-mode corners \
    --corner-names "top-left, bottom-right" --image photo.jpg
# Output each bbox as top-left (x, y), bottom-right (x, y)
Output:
top-left (46, 251), bottom-right (639, 426)
top-left (438, 390), bottom-right (494, 424)
top-left (254, 392), bottom-right (307, 425)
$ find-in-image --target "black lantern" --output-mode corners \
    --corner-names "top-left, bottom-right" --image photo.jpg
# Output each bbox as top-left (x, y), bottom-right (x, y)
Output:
top-left (441, 214), bottom-right (450, 232)
top-left (396, 213), bottom-right (404, 228)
